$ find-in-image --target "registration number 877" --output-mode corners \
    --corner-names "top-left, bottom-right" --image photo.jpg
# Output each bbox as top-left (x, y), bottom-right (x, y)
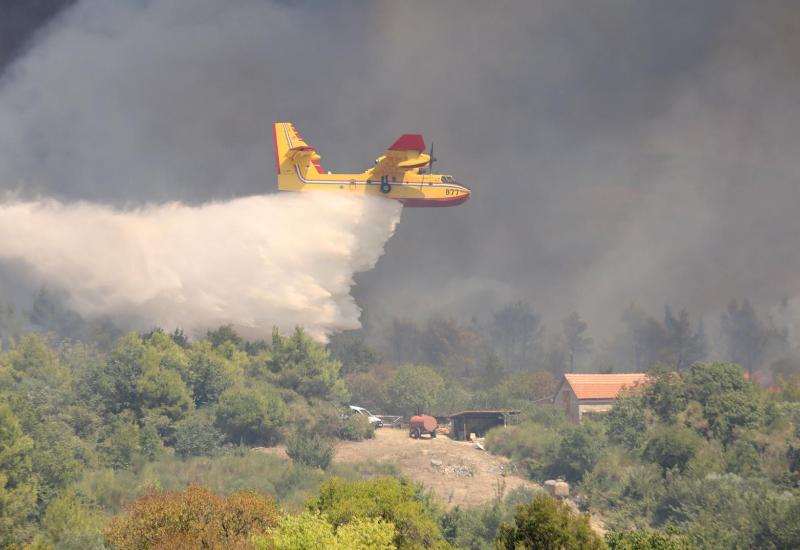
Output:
top-left (445, 188), bottom-right (460, 196)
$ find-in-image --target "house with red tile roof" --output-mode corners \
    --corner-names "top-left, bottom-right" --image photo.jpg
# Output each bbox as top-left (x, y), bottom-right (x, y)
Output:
top-left (554, 373), bottom-right (650, 423)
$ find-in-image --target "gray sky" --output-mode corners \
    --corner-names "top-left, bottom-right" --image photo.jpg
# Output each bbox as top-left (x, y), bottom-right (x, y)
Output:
top-left (1, 0), bottom-right (799, 339)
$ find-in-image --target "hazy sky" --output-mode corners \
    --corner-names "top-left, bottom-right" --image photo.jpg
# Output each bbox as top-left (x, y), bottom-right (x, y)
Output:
top-left (1, 0), bottom-right (799, 339)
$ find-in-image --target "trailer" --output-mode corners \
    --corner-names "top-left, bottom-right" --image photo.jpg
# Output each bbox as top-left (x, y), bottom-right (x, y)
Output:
top-left (408, 415), bottom-right (438, 439)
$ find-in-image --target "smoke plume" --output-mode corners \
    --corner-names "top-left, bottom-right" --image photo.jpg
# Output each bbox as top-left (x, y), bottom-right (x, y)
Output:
top-left (3, 0), bottom-right (800, 345)
top-left (0, 193), bottom-right (400, 340)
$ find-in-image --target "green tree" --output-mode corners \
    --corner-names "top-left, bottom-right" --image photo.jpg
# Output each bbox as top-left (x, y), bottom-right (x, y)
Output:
top-left (187, 340), bottom-right (241, 406)
top-left (643, 425), bottom-right (704, 472)
top-left (606, 391), bottom-right (648, 450)
top-left (102, 419), bottom-right (143, 470)
top-left (644, 366), bottom-right (686, 423)
top-left (215, 384), bottom-right (287, 445)
top-left (0, 303), bottom-right (20, 350)
top-left (683, 362), bottom-right (747, 407)
top-left (552, 423), bottom-right (606, 481)
top-left (38, 488), bottom-right (103, 550)
top-left (138, 366), bottom-right (193, 422)
top-left (205, 324), bottom-right (244, 349)
top-left (494, 493), bottom-right (604, 549)
top-left (173, 410), bottom-right (224, 458)
top-left (704, 390), bottom-right (763, 443)
top-left (102, 332), bottom-right (152, 415)
top-left (29, 420), bottom-right (86, 505)
top-left (386, 364), bottom-right (445, 415)
top-left (0, 403), bottom-right (38, 546)
top-left (6, 334), bottom-right (68, 385)
top-left (270, 327), bottom-right (349, 401)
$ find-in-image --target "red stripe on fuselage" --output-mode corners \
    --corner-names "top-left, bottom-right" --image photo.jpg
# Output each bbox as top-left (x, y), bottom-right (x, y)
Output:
top-left (399, 194), bottom-right (470, 207)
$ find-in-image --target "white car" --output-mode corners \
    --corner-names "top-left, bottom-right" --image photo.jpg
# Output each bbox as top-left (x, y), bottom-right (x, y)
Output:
top-left (349, 405), bottom-right (383, 427)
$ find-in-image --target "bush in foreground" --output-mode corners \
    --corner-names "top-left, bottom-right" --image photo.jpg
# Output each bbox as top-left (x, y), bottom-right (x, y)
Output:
top-left (286, 430), bottom-right (335, 469)
top-left (253, 511), bottom-right (396, 550)
top-left (606, 529), bottom-right (696, 549)
top-left (103, 484), bottom-right (279, 549)
top-left (495, 493), bottom-right (604, 550)
top-left (307, 477), bottom-right (450, 549)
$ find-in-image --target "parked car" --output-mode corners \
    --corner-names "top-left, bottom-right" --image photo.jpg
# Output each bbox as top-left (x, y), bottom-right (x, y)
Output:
top-left (349, 405), bottom-right (383, 427)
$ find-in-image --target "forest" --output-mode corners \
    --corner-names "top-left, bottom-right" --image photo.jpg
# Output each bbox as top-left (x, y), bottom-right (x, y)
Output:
top-left (0, 290), bottom-right (799, 549)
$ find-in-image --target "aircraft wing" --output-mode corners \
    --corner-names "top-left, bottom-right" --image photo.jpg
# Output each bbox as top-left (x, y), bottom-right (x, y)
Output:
top-left (373, 133), bottom-right (431, 174)
top-left (274, 122), bottom-right (327, 175)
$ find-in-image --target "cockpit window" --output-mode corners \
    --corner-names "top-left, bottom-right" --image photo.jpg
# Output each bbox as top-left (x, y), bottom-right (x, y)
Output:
top-left (441, 176), bottom-right (448, 183)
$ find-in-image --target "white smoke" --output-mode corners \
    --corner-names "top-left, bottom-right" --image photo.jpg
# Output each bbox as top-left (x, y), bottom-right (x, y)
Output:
top-left (0, 0), bottom-right (406, 340)
top-left (0, 193), bottom-right (401, 340)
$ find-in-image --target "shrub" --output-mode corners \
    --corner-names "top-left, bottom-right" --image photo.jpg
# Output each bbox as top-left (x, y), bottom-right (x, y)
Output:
top-left (286, 430), bottom-right (335, 469)
top-left (337, 414), bottom-right (375, 442)
top-left (103, 484), bottom-right (279, 549)
top-left (307, 477), bottom-right (449, 549)
top-left (654, 474), bottom-right (799, 549)
top-left (494, 493), bottom-right (604, 549)
top-left (606, 529), bottom-right (695, 549)
top-left (522, 404), bottom-right (571, 430)
top-left (485, 422), bottom-right (560, 479)
top-left (253, 511), bottom-right (396, 550)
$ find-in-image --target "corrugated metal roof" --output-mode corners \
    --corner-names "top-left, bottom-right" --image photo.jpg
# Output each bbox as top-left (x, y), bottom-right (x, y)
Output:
top-left (563, 373), bottom-right (649, 400)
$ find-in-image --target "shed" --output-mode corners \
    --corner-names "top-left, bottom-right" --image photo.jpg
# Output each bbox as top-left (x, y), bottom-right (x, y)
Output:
top-left (554, 373), bottom-right (649, 423)
top-left (448, 410), bottom-right (520, 441)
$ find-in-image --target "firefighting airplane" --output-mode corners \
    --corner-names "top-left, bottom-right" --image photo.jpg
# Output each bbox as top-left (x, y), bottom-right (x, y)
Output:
top-left (273, 122), bottom-right (470, 207)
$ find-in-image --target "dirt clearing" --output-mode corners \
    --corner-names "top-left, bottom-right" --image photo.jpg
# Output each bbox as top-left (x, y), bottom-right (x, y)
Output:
top-left (333, 428), bottom-right (536, 508)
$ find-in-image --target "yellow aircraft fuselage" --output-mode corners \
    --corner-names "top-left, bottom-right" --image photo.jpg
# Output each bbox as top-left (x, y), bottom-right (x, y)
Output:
top-left (273, 122), bottom-right (470, 207)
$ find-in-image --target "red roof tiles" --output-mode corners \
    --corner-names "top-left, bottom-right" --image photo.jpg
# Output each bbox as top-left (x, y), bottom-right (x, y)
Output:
top-left (562, 373), bottom-right (649, 400)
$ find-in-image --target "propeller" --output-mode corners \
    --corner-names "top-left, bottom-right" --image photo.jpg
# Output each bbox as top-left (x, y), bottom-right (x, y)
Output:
top-left (428, 142), bottom-right (437, 174)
